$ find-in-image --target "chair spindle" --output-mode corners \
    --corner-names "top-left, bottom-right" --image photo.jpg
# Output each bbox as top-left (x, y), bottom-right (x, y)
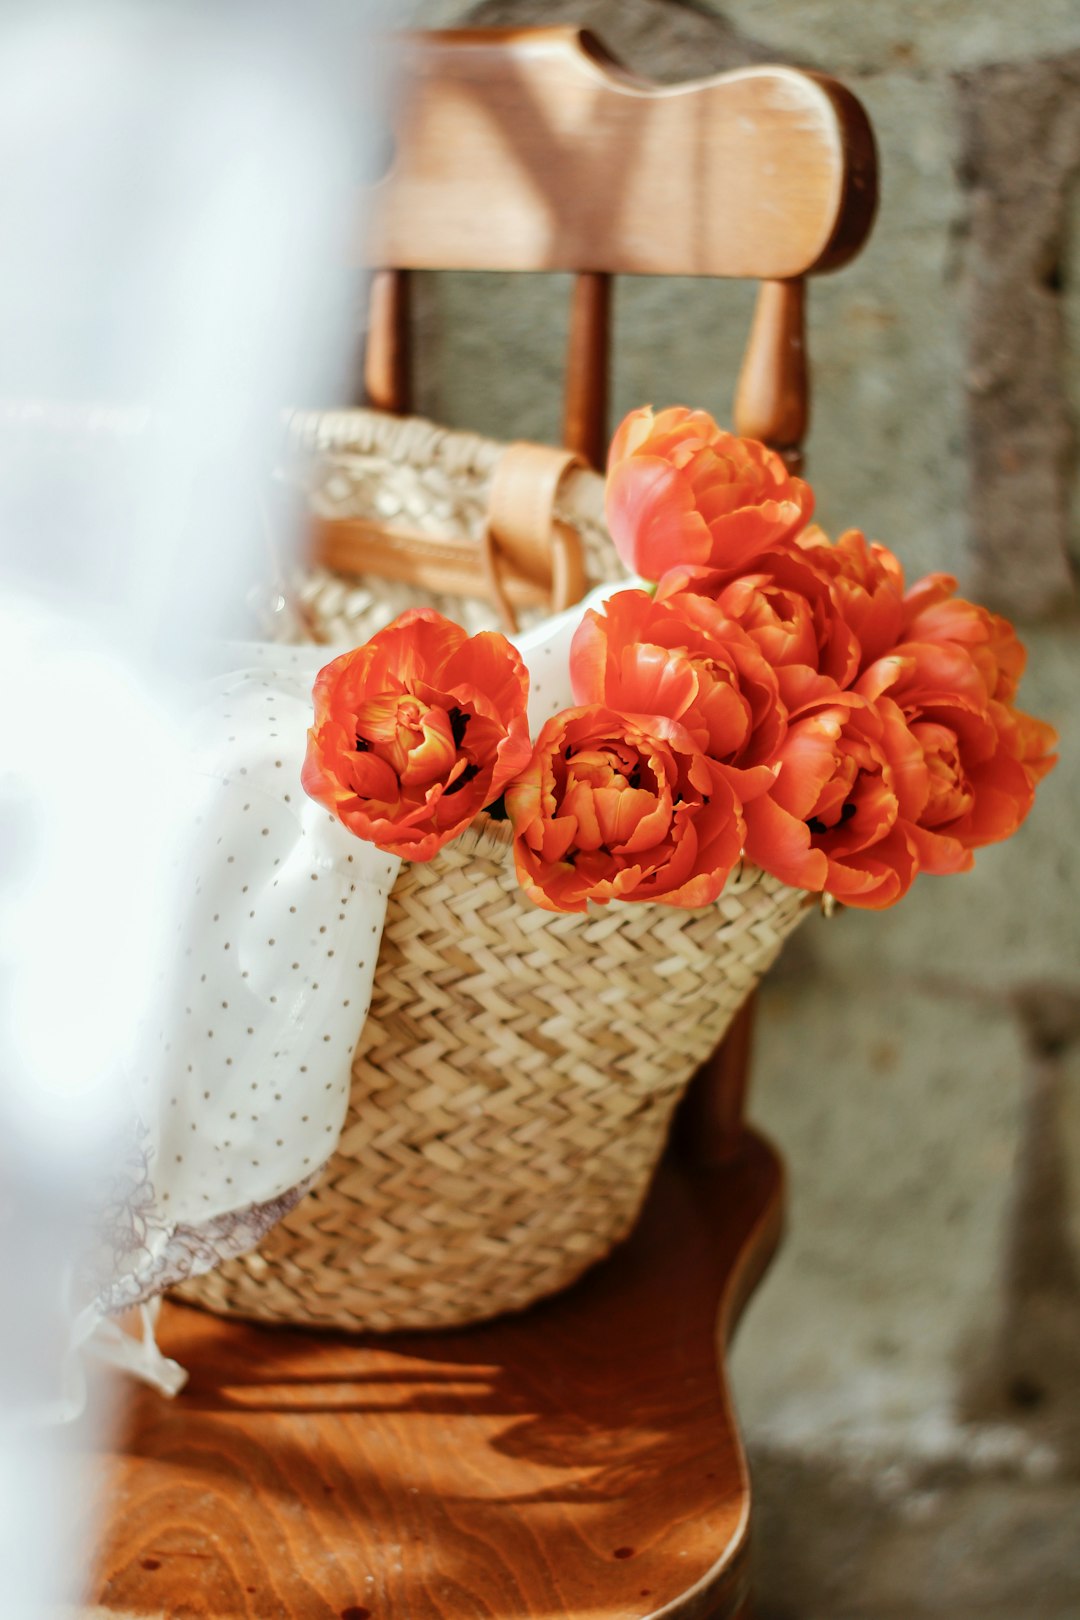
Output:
top-left (734, 277), bottom-right (809, 472)
top-left (563, 270), bottom-right (611, 471)
top-left (365, 268), bottom-right (413, 414)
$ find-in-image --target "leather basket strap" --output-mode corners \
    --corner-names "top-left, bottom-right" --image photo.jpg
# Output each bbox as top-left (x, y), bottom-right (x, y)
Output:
top-left (485, 442), bottom-right (581, 586)
top-left (308, 436), bottom-right (588, 632)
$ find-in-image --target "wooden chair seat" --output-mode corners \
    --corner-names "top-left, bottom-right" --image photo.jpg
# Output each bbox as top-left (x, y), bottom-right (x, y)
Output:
top-left (83, 1132), bottom-right (782, 1620)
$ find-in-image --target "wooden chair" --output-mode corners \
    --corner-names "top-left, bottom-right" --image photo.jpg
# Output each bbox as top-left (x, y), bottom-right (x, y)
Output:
top-left (82, 28), bottom-right (877, 1619)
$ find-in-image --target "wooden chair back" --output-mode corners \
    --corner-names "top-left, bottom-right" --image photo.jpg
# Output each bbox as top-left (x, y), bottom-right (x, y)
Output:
top-left (352, 25), bottom-right (879, 1155)
top-left (360, 26), bottom-right (876, 469)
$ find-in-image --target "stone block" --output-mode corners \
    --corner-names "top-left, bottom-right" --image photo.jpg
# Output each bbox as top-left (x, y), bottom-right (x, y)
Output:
top-left (792, 70), bottom-right (969, 584)
top-left (733, 986), bottom-right (1028, 1448)
top-left (955, 52), bottom-right (1080, 616)
top-left (412, 269), bottom-right (573, 445)
top-left (735, 978), bottom-right (1080, 1614)
top-left (747, 1462), bottom-right (1080, 1620)
top-left (690, 0), bottom-right (1080, 77)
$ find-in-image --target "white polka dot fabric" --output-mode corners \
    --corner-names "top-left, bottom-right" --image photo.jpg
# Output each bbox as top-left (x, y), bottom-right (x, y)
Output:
top-left (517, 579), bottom-right (629, 730)
top-left (85, 580), bottom-right (629, 1398)
top-left (152, 644), bottom-right (402, 1227)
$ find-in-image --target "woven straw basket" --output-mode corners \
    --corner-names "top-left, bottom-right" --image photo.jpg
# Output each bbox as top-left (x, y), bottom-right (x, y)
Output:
top-left (176, 409), bottom-right (812, 1332)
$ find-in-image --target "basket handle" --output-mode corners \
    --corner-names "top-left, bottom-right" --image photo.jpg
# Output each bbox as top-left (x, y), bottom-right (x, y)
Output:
top-left (482, 441), bottom-right (587, 631)
top-left (307, 440), bottom-right (588, 634)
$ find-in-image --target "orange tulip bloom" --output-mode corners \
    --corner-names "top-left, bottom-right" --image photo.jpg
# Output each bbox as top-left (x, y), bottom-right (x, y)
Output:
top-left (302, 608), bottom-right (531, 861)
top-left (506, 705), bottom-right (745, 913)
top-left (900, 572), bottom-right (1028, 702)
top-left (658, 545), bottom-right (860, 708)
top-left (794, 526), bottom-right (907, 671)
top-left (895, 577), bottom-right (1057, 791)
top-left (606, 405), bottom-right (813, 581)
top-left (993, 702), bottom-right (1058, 787)
top-left (569, 588), bottom-right (785, 801)
top-left (743, 691), bottom-right (921, 909)
top-left (857, 641), bottom-right (1039, 874)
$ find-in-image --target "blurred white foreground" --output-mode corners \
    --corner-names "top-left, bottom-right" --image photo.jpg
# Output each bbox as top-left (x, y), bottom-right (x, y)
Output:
top-left (0, 2), bottom-right (389, 1610)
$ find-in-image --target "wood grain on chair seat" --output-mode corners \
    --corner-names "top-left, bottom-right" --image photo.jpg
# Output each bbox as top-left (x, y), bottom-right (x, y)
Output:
top-left (84, 1131), bottom-right (782, 1620)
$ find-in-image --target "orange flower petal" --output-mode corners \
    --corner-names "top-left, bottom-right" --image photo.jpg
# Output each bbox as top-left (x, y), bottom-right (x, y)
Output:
top-left (303, 610), bottom-right (529, 862)
top-left (605, 405), bottom-right (812, 581)
top-left (743, 793), bottom-right (828, 891)
top-left (508, 704), bottom-right (742, 912)
top-left (606, 456), bottom-right (714, 578)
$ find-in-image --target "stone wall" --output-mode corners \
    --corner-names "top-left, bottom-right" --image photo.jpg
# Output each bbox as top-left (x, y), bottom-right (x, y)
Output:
top-left (402, 5), bottom-right (1080, 1614)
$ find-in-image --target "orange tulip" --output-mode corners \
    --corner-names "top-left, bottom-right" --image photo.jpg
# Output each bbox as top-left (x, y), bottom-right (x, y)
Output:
top-left (658, 545), bottom-right (859, 708)
top-left (896, 577), bottom-right (1057, 791)
top-left (900, 572), bottom-right (1027, 702)
top-left (857, 641), bottom-right (1039, 874)
top-left (302, 608), bottom-right (531, 861)
top-left (993, 702), bottom-right (1058, 787)
top-left (794, 526), bottom-right (907, 671)
top-left (569, 588), bottom-right (785, 801)
top-left (506, 705), bottom-right (744, 913)
top-left (743, 691), bottom-right (921, 909)
top-left (606, 405), bottom-right (813, 581)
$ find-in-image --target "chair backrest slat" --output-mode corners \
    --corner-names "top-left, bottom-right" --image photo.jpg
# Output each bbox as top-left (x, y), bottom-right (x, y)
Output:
top-left (362, 27), bottom-right (877, 280)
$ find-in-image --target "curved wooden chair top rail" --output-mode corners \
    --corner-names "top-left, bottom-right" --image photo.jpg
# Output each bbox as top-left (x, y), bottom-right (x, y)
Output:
top-left (362, 26), bottom-right (877, 280)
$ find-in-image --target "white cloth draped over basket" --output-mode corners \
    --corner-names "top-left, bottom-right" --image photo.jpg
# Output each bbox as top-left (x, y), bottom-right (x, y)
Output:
top-left (81, 585), bottom-right (621, 1399)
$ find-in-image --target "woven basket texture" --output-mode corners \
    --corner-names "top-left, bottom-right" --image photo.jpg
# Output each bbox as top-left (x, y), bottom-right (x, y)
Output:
top-left (271, 406), bottom-right (619, 642)
top-left (176, 409), bottom-right (811, 1331)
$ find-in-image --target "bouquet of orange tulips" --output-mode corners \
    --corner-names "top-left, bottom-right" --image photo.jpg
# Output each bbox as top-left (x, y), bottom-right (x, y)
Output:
top-left (303, 405), bottom-right (1057, 915)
